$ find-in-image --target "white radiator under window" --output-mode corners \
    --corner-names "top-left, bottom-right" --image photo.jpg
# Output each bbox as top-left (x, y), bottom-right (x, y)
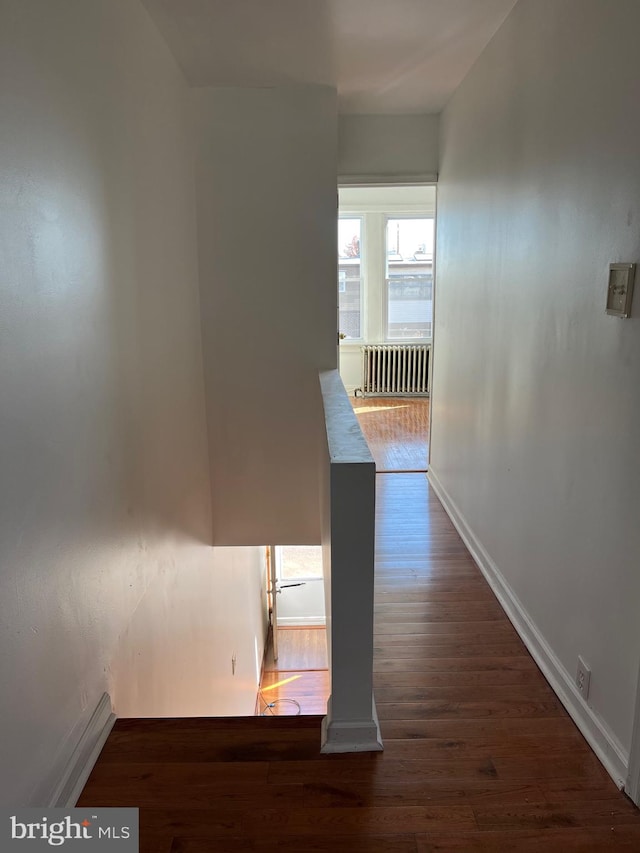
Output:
top-left (357, 344), bottom-right (431, 397)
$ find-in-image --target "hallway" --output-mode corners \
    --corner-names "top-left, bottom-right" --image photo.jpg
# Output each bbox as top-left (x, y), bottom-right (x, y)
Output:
top-left (78, 471), bottom-right (640, 850)
top-left (373, 473), bottom-right (639, 846)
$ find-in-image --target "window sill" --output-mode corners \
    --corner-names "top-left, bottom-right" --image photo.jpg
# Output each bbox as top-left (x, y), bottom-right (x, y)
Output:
top-left (340, 340), bottom-right (433, 348)
top-left (384, 339), bottom-right (433, 346)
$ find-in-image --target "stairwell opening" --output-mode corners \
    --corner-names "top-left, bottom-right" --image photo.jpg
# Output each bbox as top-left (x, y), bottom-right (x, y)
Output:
top-left (259, 545), bottom-right (328, 716)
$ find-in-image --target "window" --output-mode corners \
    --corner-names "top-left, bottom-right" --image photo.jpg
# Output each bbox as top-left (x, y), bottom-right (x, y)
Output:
top-left (337, 186), bottom-right (436, 389)
top-left (385, 218), bottom-right (434, 340)
top-left (277, 546), bottom-right (323, 580)
top-left (338, 217), bottom-right (363, 340)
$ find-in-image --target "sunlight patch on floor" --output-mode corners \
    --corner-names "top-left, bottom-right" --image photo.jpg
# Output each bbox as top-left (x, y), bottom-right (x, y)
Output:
top-left (260, 674), bottom-right (302, 692)
top-left (353, 404), bottom-right (409, 414)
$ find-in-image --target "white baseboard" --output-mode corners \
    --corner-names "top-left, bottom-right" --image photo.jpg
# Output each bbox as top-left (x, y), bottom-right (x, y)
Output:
top-left (48, 693), bottom-right (116, 807)
top-left (277, 617), bottom-right (326, 627)
top-left (321, 695), bottom-right (384, 754)
top-left (427, 467), bottom-right (628, 790)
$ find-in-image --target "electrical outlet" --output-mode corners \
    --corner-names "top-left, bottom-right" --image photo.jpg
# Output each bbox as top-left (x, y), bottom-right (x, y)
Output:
top-left (576, 656), bottom-right (591, 699)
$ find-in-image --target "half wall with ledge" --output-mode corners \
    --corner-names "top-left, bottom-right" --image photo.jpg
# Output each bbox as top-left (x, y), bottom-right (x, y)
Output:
top-left (318, 369), bottom-right (383, 753)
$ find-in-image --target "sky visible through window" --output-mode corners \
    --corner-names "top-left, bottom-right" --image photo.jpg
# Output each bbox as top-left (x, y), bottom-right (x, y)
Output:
top-left (338, 218), bottom-right (361, 258)
top-left (387, 218), bottom-right (434, 260)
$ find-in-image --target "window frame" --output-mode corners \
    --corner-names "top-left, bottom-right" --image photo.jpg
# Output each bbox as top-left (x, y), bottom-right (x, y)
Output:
top-left (383, 213), bottom-right (435, 344)
top-left (275, 545), bottom-right (324, 584)
top-left (338, 214), bottom-right (365, 343)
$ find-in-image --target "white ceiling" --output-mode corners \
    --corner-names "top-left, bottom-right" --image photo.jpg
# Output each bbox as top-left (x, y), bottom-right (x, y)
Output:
top-left (142, 0), bottom-right (518, 114)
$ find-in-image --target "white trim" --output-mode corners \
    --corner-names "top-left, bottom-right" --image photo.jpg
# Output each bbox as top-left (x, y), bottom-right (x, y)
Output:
top-left (427, 467), bottom-right (628, 790)
top-left (277, 616), bottom-right (326, 627)
top-left (383, 212), bottom-right (434, 343)
top-left (321, 696), bottom-right (384, 753)
top-left (338, 174), bottom-right (438, 187)
top-left (427, 184), bottom-right (438, 464)
top-left (340, 203), bottom-right (436, 215)
top-left (48, 693), bottom-right (116, 807)
top-left (627, 661), bottom-right (640, 805)
top-left (338, 213), bottom-right (365, 342)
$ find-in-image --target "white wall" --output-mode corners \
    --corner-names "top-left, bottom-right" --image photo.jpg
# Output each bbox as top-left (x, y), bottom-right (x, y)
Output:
top-left (432, 0), bottom-right (640, 767)
top-left (192, 86), bottom-right (338, 545)
top-left (0, 0), bottom-right (266, 807)
top-left (277, 580), bottom-right (325, 627)
top-left (338, 115), bottom-right (439, 184)
top-left (111, 547), bottom-right (267, 718)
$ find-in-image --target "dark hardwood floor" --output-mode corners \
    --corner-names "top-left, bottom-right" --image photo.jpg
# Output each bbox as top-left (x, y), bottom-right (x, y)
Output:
top-left (79, 464), bottom-right (640, 850)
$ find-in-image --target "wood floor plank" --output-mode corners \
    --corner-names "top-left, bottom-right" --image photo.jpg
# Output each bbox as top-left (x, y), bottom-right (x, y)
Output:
top-left (375, 684), bottom-right (558, 703)
top-left (374, 630), bottom-right (526, 645)
top-left (263, 627), bottom-right (328, 671)
top-left (381, 734), bottom-right (586, 759)
top-left (416, 826), bottom-right (640, 851)
top-left (472, 798), bottom-right (640, 830)
top-left (172, 834), bottom-right (420, 852)
top-left (376, 700), bottom-right (564, 721)
top-left (540, 776), bottom-right (631, 801)
top-left (375, 590), bottom-right (497, 603)
top-left (373, 641), bottom-right (529, 658)
top-left (373, 657), bottom-right (539, 673)
top-left (374, 604), bottom-right (506, 618)
top-left (373, 670), bottom-right (548, 688)
top-left (373, 628), bottom-right (522, 644)
top-left (241, 804), bottom-right (476, 836)
top-left (378, 717), bottom-right (583, 740)
top-left (491, 753), bottom-right (612, 781)
top-left (267, 757), bottom-right (499, 784)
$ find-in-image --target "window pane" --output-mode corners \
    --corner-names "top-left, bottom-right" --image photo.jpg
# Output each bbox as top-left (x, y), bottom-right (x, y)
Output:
top-left (386, 218), bottom-right (434, 340)
top-left (279, 546), bottom-right (323, 580)
top-left (338, 218), bottom-right (362, 340)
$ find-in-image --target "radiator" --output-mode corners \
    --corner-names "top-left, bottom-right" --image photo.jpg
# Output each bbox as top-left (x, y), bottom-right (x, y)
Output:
top-left (357, 344), bottom-right (431, 397)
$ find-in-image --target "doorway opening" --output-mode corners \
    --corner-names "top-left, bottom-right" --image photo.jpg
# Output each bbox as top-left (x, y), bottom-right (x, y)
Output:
top-left (258, 545), bottom-right (328, 716)
top-left (337, 184), bottom-right (436, 473)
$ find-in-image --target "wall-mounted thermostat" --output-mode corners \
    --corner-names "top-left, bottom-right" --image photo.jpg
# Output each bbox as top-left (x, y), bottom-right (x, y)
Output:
top-left (606, 262), bottom-right (635, 318)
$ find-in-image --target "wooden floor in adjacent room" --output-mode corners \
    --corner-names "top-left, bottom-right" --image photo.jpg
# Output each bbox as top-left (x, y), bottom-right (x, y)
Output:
top-left (352, 396), bottom-right (429, 472)
top-left (259, 627), bottom-right (329, 717)
top-left (78, 471), bottom-right (640, 850)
